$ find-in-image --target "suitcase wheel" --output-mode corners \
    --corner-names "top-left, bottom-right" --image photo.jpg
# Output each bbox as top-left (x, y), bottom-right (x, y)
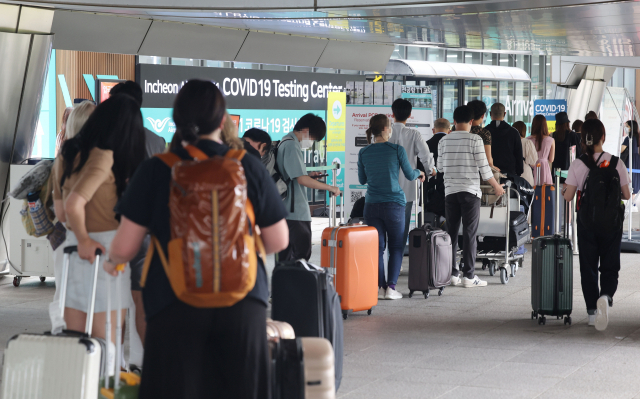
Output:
top-left (438, 287), bottom-right (444, 296)
top-left (40, 276), bottom-right (46, 282)
top-left (13, 276), bottom-right (22, 287)
top-left (538, 316), bottom-right (546, 325)
top-left (409, 290), bottom-right (413, 298)
top-left (343, 313), bottom-right (348, 320)
top-left (424, 291), bottom-right (429, 299)
top-left (564, 316), bottom-right (572, 326)
top-left (367, 309), bottom-right (372, 316)
top-left (500, 267), bottom-right (509, 284)
top-left (531, 311), bottom-right (538, 320)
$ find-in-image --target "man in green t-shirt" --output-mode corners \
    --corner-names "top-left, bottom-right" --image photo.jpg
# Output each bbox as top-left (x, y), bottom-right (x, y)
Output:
top-left (276, 114), bottom-right (341, 261)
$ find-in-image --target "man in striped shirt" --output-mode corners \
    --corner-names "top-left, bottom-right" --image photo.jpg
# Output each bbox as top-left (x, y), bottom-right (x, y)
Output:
top-left (437, 105), bottom-right (505, 288)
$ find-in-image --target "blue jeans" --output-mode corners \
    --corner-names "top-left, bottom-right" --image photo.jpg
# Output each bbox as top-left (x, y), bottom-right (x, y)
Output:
top-left (364, 202), bottom-right (405, 288)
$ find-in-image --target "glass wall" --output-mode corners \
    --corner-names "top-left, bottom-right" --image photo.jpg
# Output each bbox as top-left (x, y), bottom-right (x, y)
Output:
top-left (446, 50), bottom-right (463, 63)
top-left (442, 79), bottom-right (459, 123)
top-left (407, 46), bottom-right (426, 60)
top-left (481, 81), bottom-right (498, 119)
top-left (464, 80), bottom-right (481, 102)
top-left (465, 52), bottom-right (481, 64)
top-left (427, 48), bottom-right (445, 62)
top-left (530, 55), bottom-right (545, 101)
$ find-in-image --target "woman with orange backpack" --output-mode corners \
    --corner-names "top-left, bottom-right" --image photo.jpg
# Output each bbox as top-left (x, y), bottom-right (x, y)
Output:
top-left (104, 80), bottom-right (289, 398)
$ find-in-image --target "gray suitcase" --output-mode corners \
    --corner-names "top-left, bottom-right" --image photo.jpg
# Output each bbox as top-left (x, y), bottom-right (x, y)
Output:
top-left (408, 183), bottom-right (452, 299)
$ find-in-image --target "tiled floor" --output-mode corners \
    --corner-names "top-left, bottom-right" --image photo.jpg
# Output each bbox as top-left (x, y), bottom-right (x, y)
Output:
top-left (2, 217), bottom-right (640, 398)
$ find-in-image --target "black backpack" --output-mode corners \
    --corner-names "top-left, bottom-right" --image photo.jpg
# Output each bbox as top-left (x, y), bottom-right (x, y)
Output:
top-left (577, 153), bottom-right (625, 233)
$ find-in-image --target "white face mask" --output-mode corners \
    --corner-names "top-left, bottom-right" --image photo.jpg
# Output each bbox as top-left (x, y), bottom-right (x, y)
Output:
top-left (625, 126), bottom-right (631, 134)
top-left (300, 139), bottom-right (314, 149)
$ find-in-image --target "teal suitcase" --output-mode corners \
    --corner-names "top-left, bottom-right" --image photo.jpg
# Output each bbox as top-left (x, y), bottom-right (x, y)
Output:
top-left (531, 235), bottom-right (573, 325)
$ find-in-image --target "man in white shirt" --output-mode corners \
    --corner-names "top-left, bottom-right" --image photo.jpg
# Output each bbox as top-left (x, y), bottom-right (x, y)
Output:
top-left (389, 99), bottom-right (436, 253)
top-left (437, 105), bottom-right (505, 288)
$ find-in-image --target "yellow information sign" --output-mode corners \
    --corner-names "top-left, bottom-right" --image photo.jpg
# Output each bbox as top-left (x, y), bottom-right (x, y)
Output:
top-left (326, 92), bottom-right (346, 152)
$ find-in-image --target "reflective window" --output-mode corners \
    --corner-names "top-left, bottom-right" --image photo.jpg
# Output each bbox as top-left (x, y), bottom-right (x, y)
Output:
top-left (139, 55), bottom-right (168, 64)
top-left (427, 48), bottom-right (445, 62)
top-left (465, 52), bottom-right (481, 64)
top-left (316, 67), bottom-right (337, 74)
top-left (546, 58), bottom-right (554, 99)
top-left (624, 68), bottom-right (636, 100)
top-left (390, 45), bottom-right (403, 60)
top-left (515, 55), bottom-right (531, 76)
top-left (464, 80), bottom-right (481, 102)
top-left (515, 81), bottom-right (532, 126)
top-left (407, 46), bottom-right (426, 61)
top-left (483, 53), bottom-right (499, 65)
top-left (446, 50), bottom-right (463, 63)
top-left (442, 79), bottom-right (459, 124)
top-left (482, 81), bottom-right (498, 120)
top-left (263, 64), bottom-right (288, 71)
top-left (171, 58), bottom-right (199, 66)
top-left (499, 54), bottom-right (515, 67)
top-left (234, 62), bottom-right (259, 69)
top-left (290, 66), bottom-right (313, 72)
top-left (531, 55), bottom-right (545, 101)
top-left (499, 81), bottom-right (515, 124)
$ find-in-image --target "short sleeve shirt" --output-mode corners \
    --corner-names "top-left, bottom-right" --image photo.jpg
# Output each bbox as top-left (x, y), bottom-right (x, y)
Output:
top-left (115, 140), bottom-right (288, 319)
top-left (276, 132), bottom-right (310, 221)
top-left (566, 152), bottom-right (630, 192)
top-left (470, 125), bottom-right (492, 146)
top-left (52, 148), bottom-right (119, 232)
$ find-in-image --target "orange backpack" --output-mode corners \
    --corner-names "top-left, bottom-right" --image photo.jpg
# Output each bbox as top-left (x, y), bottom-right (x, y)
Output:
top-left (140, 145), bottom-right (265, 308)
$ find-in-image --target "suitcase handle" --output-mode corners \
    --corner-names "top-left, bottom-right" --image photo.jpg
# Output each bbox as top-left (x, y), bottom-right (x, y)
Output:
top-left (59, 246), bottom-right (103, 337)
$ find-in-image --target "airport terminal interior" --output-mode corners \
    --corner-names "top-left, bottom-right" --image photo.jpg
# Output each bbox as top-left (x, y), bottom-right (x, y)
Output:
top-left (2, 0), bottom-right (640, 398)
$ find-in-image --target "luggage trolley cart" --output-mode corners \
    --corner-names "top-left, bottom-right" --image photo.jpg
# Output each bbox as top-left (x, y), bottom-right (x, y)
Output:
top-left (459, 181), bottom-right (530, 284)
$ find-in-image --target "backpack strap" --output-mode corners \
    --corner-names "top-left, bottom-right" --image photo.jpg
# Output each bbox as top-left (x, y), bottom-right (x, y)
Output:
top-left (225, 149), bottom-right (246, 161)
top-left (140, 236), bottom-right (170, 288)
top-left (185, 145), bottom-right (209, 161)
top-left (610, 155), bottom-right (619, 169)
top-left (155, 152), bottom-right (183, 168)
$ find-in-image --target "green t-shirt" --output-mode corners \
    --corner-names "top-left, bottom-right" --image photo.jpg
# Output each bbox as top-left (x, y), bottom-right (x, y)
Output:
top-left (277, 132), bottom-right (311, 221)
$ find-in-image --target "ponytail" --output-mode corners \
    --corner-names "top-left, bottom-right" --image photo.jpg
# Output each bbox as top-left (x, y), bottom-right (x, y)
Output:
top-left (368, 114), bottom-right (389, 143)
top-left (580, 119), bottom-right (606, 168)
top-left (169, 125), bottom-right (199, 152)
top-left (366, 128), bottom-right (373, 144)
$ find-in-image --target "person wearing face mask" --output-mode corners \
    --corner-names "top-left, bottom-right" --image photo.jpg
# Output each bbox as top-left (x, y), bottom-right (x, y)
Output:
top-left (276, 113), bottom-right (341, 261)
top-left (621, 120), bottom-right (640, 211)
top-left (358, 114), bottom-right (425, 299)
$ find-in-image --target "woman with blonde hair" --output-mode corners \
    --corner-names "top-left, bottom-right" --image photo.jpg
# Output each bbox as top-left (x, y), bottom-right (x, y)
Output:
top-left (55, 107), bottom-right (73, 155)
top-left (513, 121), bottom-right (537, 187)
top-left (66, 101), bottom-right (96, 140)
top-left (527, 115), bottom-right (555, 186)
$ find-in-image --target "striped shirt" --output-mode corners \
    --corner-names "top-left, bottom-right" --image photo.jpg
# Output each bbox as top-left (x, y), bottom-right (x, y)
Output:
top-left (437, 131), bottom-right (493, 198)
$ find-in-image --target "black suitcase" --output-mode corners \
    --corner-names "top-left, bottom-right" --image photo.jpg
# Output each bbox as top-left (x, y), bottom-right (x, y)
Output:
top-left (269, 338), bottom-right (305, 399)
top-left (408, 225), bottom-right (452, 298)
top-left (271, 260), bottom-right (344, 390)
top-left (476, 211), bottom-right (530, 252)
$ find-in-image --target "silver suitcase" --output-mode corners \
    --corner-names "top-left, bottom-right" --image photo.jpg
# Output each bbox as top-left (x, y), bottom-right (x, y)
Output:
top-left (2, 246), bottom-right (106, 399)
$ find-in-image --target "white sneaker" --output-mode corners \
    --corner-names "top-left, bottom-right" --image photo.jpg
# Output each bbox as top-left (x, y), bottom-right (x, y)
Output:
top-left (378, 288), bottom-right (386, 300)
top-left (385, 287), bottom-right (403, 300)
top-left (588, 314), bottom-right (596, 326)
top-left (463, 275), bottom-right (488, 288)
top-left (595, 295), bottom-right (610, 331)
top-left (450, 275), bottom-right (462, 286)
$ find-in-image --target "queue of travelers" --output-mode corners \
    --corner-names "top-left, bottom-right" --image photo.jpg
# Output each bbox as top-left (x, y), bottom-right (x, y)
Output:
top-left (44, 77), bottom-right (632, 398)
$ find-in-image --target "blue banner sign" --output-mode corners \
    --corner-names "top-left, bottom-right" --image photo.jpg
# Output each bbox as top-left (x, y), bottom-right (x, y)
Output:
top-left (533, 100), bottom-right (567, 120)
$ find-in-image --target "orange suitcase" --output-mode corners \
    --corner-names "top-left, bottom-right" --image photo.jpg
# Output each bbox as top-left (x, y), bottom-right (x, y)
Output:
top-left (321, 225), bottom-right (378, 319)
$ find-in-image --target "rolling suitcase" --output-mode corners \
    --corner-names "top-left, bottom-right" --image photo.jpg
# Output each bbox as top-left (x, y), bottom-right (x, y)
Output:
top-left (408, 182), bottom-right (452, 299)
top-left (271, 260), bottom-right (344, 391)
top-left (301, 337), bottom-right (336, 399)
top-left (320, 220), bottom-right (378, 318)
top-left (2, 246), bottom-right (106, 399)
top-left (531, 201), bottom-right (573, 325)
top-left (531, 163), bottom-right (556, 237)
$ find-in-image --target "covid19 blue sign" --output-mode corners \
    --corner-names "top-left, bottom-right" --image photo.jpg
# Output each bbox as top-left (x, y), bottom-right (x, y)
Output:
top-left (533, 100), bottom-right (567, 121)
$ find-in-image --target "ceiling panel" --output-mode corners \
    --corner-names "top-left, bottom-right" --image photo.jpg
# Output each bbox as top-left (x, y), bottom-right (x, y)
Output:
top-left (316, 40), bottom-right (394, 71)
top-left (137, 21), bottom-right (248, 60)
top-left (51, 11), bottom-right (151, 54)
top-left (235, 32), bottom-right (327, 67)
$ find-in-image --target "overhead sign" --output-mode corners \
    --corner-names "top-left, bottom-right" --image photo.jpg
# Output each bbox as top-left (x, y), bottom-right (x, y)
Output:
top-left (534, 99), bottom-right (567, 133)
top-left (533, 99), bottom-right (568, 120)
top-left (137, 64), bottom-right (364, 110)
